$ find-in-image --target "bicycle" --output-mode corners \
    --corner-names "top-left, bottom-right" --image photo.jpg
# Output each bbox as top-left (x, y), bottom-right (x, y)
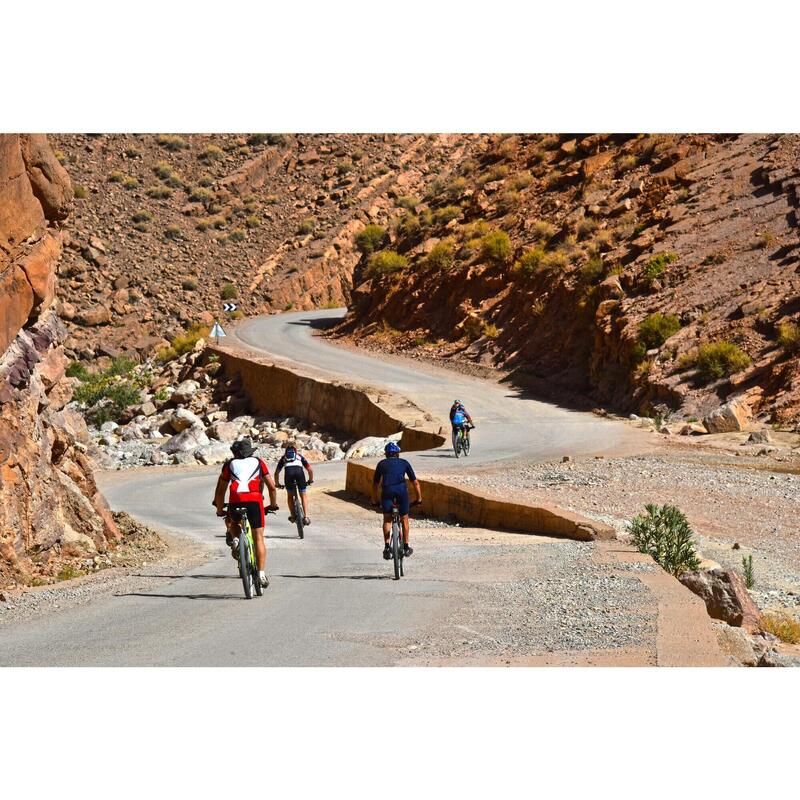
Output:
top-left (277, 479), bottom-right (312, 539)
top-left (452, 424), bottom-right (472, 457)
top-left (224, 503), bottom-right (276, 600)
top-left (387, 496), bottom-right (421, 580)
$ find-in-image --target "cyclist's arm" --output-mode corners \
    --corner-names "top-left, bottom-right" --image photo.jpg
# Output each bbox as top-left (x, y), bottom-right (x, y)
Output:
top-left (371, 465), bottom-right (383, 504)
top-left (300, 454), bottom-right (314, 482)
top-left (274, 455), bottom-right (284, 482)
top-left (263, 472), bottom-right (278, 507)
top-left (213, 475), bottom-right (228, 514)
top-left (405, 462), bottom-right (421, 502)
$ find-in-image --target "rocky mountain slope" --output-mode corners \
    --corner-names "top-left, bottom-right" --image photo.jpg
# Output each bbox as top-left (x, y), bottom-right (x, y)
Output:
top-left (331, 134), bottom-right (800, 423)
top-left (0, 134), bottom-right (120, 588)
top-left (50, 133), bottom-right (475, 361)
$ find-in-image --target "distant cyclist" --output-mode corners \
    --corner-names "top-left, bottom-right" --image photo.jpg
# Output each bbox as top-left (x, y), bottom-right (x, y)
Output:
top-left (449, 399), bottom-right (474, 448)
top-left (275, 441), bottom-right (314, 526)
top-left (213, 437), bottom-right (278, 589)
top-left (372, 441), bottom-right (422, 560)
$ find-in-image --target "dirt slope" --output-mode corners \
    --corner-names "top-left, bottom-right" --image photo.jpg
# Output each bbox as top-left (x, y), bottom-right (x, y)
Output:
top-left (331, 134), bottom-right (800, 422)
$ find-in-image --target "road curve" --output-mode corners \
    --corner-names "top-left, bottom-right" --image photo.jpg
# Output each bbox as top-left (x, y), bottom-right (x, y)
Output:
top-left (0, 310), bottom-right (653, 667)
top-left (231, 308), bottom-right (648, 468)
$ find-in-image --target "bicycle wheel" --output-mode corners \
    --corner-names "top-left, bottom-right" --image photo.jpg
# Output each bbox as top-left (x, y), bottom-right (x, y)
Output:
top-left (463, 433), bottom-right (470, 456)
top-left (252, 533), bottom-right (263, 597)
top-left (294, 487), bottom-right (304, 539)
top-left (239, 528), bottom-right (254, 600)
top-left (392, 521), bottom-right (401, 580)
top-left (452, 430), bottom-right (459, 457)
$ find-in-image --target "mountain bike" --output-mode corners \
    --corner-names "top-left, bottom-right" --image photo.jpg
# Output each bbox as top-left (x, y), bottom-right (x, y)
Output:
top-left (224, 504), bottom-right (276, 600)
top-left (388, 497), bottom-right (421, 580)
top-left (453, 424), bottom-right (472, 457)
top-left (277, 479), bottom-right (312, 539)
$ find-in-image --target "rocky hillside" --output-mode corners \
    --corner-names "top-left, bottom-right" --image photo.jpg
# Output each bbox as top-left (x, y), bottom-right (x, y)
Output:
top-left (332, 134), bottom-right (800, 423)
top-left (0, 134), bottom-right (121, 588)
top-left (50, 133), bottom-right (475, 361)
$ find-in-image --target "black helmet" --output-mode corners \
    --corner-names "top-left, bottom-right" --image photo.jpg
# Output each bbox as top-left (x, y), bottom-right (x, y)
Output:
top-left (231, 438), bottom-right (255, 458)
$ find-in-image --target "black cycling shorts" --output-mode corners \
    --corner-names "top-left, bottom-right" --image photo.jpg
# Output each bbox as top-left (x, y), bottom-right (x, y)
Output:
top-left (283, 466), bottom-right (307, 492)
top-left (227, 501), bottom-right (265, 530)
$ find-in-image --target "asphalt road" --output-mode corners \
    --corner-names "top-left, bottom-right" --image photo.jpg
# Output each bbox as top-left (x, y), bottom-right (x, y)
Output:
top-left (0, 309), bottom-right (651, 666)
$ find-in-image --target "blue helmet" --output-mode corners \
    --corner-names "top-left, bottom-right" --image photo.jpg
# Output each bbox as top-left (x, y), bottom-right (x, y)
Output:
top-left (384, 441), bottom-right (401, 455)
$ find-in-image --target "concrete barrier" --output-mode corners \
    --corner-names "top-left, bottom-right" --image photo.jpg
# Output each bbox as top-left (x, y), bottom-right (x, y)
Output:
top-left (209, 347), bottom-right (446, 451)
top-left (345, 461), bottom-right (615, 541)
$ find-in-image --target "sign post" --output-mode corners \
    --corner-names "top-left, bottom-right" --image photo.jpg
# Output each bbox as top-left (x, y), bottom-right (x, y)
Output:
top-left (210, 321), bottom-right (226, 345)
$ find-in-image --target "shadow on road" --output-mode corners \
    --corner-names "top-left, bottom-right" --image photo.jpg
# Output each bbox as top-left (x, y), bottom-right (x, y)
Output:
top-left (131, 573), bottom-right (231, 580)
top-left (115, 592), bottom-right (242, 600)
top-left (287, 315), bottom-right (342, 331)
top-left (276, 573), bottom-right (391, 581)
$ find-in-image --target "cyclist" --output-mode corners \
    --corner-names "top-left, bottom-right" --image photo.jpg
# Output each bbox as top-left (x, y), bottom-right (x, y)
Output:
top-left (275, 441), bottom-right (314, 525)
top-left (371, 441), bottom-right (422, 560)
top-left (213, 437), bottom-right (278, 589)
top-left (449, 399), bottom-right (474, 451)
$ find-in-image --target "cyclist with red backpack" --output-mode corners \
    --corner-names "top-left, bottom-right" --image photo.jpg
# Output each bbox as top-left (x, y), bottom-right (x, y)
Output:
top-left (213, 438), bottom-right (278, 588)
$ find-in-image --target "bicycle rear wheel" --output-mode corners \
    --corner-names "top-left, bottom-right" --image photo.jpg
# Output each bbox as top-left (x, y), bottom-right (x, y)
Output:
top-left (463, 434), bottom-right (470, 456)
top-left (392, 521), bottom-right (401, 580)
top-left (239, 530), bottom-right (254, 599)
top-left (294, 487), bottom-right (304, 539)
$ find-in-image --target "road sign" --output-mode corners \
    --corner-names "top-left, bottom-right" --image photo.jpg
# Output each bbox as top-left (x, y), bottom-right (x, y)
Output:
top-left (223, 303), bottom-right (238, 312)
top-left (210, 321), bottom-right (226, 343)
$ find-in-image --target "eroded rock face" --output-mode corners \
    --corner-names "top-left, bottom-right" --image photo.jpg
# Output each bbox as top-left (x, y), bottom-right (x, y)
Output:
top-left (678, 568), bottom-right (763, 632)
top-left (0, 133), bottom-right (118, 588)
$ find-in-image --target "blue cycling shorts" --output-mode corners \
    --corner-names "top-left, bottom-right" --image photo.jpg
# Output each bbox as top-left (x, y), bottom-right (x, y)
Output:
top-left (381, 486), bottom-right (409, 516)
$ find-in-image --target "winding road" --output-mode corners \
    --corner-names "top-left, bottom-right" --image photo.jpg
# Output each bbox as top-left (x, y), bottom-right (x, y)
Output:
top-left (0, 310), bottom-right (657, 667)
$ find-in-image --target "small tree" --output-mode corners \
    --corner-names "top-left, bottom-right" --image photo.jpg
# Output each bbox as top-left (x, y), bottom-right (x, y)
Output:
top-left (628, 504), bottom-right (701, 576)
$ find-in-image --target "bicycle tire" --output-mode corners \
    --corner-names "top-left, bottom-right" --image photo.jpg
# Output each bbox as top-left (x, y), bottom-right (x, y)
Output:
top-left (294, 486), bottom-right (304, 539)
top-left (253, 534), bottom-right (263, 597)
top-left (239, 529), bottom-right (254, 600)
top-left (392, 520), bottom-right (401, 580)
top-left (464, 434), bottom-right (470, 456)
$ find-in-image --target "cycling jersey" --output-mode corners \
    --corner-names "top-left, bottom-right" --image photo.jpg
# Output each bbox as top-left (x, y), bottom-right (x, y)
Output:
top-left (373, 457), bottom-right (416, 491)
top-left (220, 457), bottom-right (270, 504)
top-left (450, 404), bottom-right (470, 425)
top-left (276, 451), bottom-right (310, 472)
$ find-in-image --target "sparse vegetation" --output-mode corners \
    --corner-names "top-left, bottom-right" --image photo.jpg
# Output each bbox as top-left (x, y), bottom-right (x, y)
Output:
top-left (754, 231), bottom-right (775, 250)
top-left (57, 564), bottom-right (83, 582)
top-left (157, 323), bottom-right (211, 362)
top-left (639, 313), bottom-right (681, 350)
top-left (247, 133), bottom-right (286, 147)
top-left (225, 228), bottom-right (246, 243)
top-left (297, 219), bottom-right (315, 235)
top-left (580, 255), bottom-right (605, 285)
top-left (367, 250), bottom-right (408, 277)
top-left (199, 144), bottom-right (224, 161)
top-left (541, 251), bottom-right (569, 271)
top-left (530, 219), bottom-right (557, 242)
top-left (355, 224), bottom-right (387, 255)
top-left (146, 185), bottom-right (173, 199)
top-left (761, 611), bottom-right (800, 644)
top-left (425, 240), bottom-right (454, 271)
top-left (336, 157), bottom-right (353, 175)
top-left (702, 251), bottom-right (727, 266)
top-left (642, 252), bottom-right (678, 284)
top-left (576, 218), bottom-right (598, 241)
top-left (108, 171), bottom-right (126, 183)
top-left (396, 195), bottom-right (419, 210)
top-left (74, 185), bottom-right (87, 199)
top-left (189, 187), bottom-right (215, 204)
top-left (497, 191), bottom-right (522, 214)
top-left (132, 209), bottom-right (153, 224)
top-left (245, 215), bottom-right (261, 229)
top-left (479, 230), bottom-right (511, 265)
top-left (616, 154), bottom-right (638, 173)
top-left (777, 322), bottom-right (800, 354)
top-left (156, 134), bottom-right (188, 151)
top-left (154, 161), bottom-right (174, 179)
top-left (181, 278), bottom-right (198, 291)
top-left (628, 504), bottom-right (701, 576)
top-left (694, 341), bottom-right (751, 380)
top-left (164, 225), bottom-right (183, 240)
top-left (433, 205), bottom-right (461, 225)
top-left (509, 171), bottom-right (533, 191)
top-left (122, 176), bottom-right (139, 190)
top-left (72, 357), bottom-right (148, 423)
top-left (513, 247), bottom-right (546, 276)
top-left (742, 555), bottom-right (755, 589)
top-left (220, 283), bottom-right (238, 300)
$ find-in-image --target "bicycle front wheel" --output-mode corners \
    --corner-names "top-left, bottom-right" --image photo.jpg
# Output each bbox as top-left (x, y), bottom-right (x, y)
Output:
top-left (463, 434), bottom-right (470, 456)
top-left (239, 531), bottom-right (254, 599)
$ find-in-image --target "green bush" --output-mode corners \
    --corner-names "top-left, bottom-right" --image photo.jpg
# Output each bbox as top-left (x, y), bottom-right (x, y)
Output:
top-left (226, 228), bottom-right (246, 242)
top-left (297, 219), bottom-right (315, 235)
top-left (639, 313), bottom-right (681, 350)
top-left (509, 171), bottom-right (533, 190)
top-left (164, 225), bottom-right (183, 240)
top-left (122, 176), bottom-right (139, 190)
top-left (513, 247), bottom-right (546, 275)
top-left (396, 195), bottom-right (419, 210)
top-left (157, 323), bottom-right (211, 362)
top-left (541, 251), bottom-right (569, 271)
top-left (182, 278), bottom-right (198, 291)
top-left (642, 252), bottom-right (678, 284)
top-left (628, 504), bottom-right (701, 576)
top-left (777, 322), bottom-right (800, 353)
top-left (74, 185), bottom-right (87, 199)
top-left (189, 186), bottom-right (215, 204)
top-left (247, 133), bottom-right (286, 146)
top-left (395, 212), bottom-right (421, 238)
top-left (72, 357), bottom-right (146, 423)
top-left (108, 171), bottom-right (126, 183)
top-left (694, 341), bottom-right (751, 380)
top-left (497, 190), bottom-right (521, 213)
top-left (425, 240), bottom-right (454, 270)
top-left (433, 205), bottom-right (460, 225)
top-left (146, 185), bottom-right (173, 199)
top-left (480, 230), bottom-right (511, 264)
top-left (245, 215), bottom-right (261, 229)
top-left (336, 158), bottom-right (353, 175)
top-left (530, 219), bottom-right (557, 241)
top-left (154, 161), bottom-right (173, 179)
top-left (354, 224), bottom-right (386, 254)
top-left (220, 283), bottom-right (238, 300)
top-left (156, 134), bottom-right (188, 151)
top-left (199, 145), bottom-right (224, 161)
top-left (580, 255), bottom-right (605, 285)
top-left (367, 250), bottom-right (408, 276)
top-left (132, 209), bottom-right (153, 223)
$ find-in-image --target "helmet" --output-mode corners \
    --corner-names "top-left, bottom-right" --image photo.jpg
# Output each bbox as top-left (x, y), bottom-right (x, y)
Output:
top-left (231, 438), bottom-right (255, 458)
top-left (285, 444), bottom-right (297, 458)
top-left (453, 399), bottom-right (461, 406)
top-left (384, 441), bottom-right (401, 456)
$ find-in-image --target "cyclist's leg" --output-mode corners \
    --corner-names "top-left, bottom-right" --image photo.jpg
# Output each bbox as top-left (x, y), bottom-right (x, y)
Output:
top-left (244, 502), bottom-right (266, 571)
top-left (380, 493), bottom-right (394, 543)
top-left (396, 489), bottom-right (411, 544)
top-left (401, 514), bottom-right (410, 544)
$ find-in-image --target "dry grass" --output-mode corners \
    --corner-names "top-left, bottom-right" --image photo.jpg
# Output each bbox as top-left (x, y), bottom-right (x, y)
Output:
top-left (762, 612), bottom-right (800, 644)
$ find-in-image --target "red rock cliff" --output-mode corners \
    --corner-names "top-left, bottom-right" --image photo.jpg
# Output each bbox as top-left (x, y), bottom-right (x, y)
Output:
top-left (0, 134), bottom-right (119, 588)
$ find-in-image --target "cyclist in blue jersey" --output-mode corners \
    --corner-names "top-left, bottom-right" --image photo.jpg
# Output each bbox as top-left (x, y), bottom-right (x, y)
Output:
top-left (371, 441), bottom-right (422, 560)
top-left (449, 399), bottom-right (474, 451)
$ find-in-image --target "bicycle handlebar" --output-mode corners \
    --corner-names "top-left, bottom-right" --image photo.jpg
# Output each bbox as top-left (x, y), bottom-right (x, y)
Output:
top-left (222, 502), bottom-right (278, 514)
